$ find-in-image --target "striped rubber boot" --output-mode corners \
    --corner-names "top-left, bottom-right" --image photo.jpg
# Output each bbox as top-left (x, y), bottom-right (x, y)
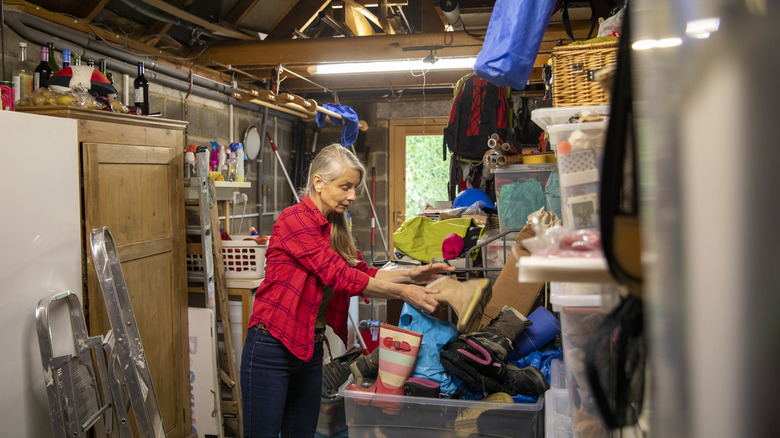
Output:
top-left (347, 323), bottom-right (422, 414)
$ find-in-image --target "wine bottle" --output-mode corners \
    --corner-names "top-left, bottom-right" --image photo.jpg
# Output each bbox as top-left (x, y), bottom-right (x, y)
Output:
top-left (46, 42), bottom-right (59, 73)
top-left (98, 59), bottom-right (107, 76)
top-left (12, 42), bottom-right (34, 103)
top-left (62, 49), bottom-right (71, 68)
top-left (133, 61), bottom-right (149, 116)
top-left (34, 46), bottom-right (54, 90)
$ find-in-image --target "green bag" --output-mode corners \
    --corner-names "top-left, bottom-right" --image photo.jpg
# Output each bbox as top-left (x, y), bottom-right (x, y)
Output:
top-left (393, 216), bottom-right (481, 263)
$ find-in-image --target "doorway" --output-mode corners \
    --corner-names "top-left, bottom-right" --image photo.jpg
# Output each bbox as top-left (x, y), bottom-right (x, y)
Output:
top-left (388, 118), bottom-right (449, 256)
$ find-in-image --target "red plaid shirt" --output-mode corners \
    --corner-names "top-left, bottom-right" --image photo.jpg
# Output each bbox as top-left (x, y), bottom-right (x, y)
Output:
top-left (248, 195), bottom-right (378, 360)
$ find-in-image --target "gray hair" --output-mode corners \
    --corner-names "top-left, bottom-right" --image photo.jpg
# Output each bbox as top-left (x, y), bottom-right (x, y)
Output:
top-left (301, 143), bottom-right (367, 266)
top-left (300, 143), bottom-right (366, 199)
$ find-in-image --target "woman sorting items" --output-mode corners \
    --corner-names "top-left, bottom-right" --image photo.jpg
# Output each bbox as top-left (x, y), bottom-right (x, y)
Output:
top-left (241, 144), bottom-right (455, 438)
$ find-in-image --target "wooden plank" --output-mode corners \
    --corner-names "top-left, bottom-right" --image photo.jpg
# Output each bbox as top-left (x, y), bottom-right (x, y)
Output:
top-left (140, 0), bottom-right (257, 40)
top-left (267, 0), bottom-right (331, 39)
top-left (142, 21), bottom-right (175, 48)
top-left (118, 238), bottom-right (175, 262)
top-left (224, 0), bottom-right (261, 25)
top-left (204, 31), bottom-right (483, 67)
top-left (208, 178), bottom-right (244, 437)
top-left (72, 0), bottom-right (111, 22)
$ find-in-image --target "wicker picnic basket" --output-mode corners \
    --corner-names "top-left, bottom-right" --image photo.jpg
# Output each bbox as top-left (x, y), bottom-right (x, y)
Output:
top-left (552, 40), bottom-right (619, 107)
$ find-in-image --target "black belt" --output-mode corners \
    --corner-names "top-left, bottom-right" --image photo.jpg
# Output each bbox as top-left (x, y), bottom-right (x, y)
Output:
top-left (255, 322), bottom-right (326, 344)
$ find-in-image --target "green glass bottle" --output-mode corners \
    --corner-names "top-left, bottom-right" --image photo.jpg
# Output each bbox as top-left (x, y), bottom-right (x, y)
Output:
top-left (46, 42), bottom-right (59, 73)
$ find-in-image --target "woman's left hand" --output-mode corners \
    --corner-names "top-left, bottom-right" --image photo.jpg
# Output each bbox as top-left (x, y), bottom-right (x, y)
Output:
top-left (409, 263), bottom-right (456, 285)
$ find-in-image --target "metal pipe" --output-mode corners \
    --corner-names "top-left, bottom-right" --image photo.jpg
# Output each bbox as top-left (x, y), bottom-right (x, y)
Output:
top-left (5, 11), bottom-right (238, 99)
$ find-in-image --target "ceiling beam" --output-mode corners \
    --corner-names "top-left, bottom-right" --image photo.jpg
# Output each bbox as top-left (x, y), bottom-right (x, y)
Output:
top-left (202, 31), bottom-right (483, 68)
top-left (202, 20), bottom-right (592, 70)
top-left (223, 0), bottom-right (261, 25)
top-left (72, 0), bottom-right (110, 23)
top-left (267, 0), bottom-right (330, 40)
top-left (139, 0), bottom-right (258, 40)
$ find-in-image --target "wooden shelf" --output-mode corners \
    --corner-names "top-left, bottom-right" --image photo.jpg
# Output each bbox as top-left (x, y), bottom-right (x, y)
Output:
top-left (518, 256), bottom-right (614, 283)
top-left (185, 178), bottom-right (251, 201)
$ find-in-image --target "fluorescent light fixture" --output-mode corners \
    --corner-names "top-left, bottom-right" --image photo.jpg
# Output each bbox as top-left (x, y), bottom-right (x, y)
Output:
top-left (632, 37), bottom-right (682, 51)
top-left (632, 39), bottom-right (658, 51)
top-left (686, 17), bottom-right (721, 39)
top-left (309, 57), bottom-right (476, 75)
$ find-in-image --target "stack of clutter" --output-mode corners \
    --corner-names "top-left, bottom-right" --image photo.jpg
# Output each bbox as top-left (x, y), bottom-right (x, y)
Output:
top-left (550, 282), bottom-right (621, 438)
top-left (338, 271), bottom-right (563, 437)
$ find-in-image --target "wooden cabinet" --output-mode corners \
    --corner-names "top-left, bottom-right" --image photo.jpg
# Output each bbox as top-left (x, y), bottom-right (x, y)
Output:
top-left (21, 107), bottom-right (191, 437)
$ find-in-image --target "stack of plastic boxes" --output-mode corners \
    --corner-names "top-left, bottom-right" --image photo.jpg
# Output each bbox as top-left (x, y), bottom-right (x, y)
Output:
top-left (531, 105), bottom-right (609, 229)
top-left (549, 282), bottom-right (620, 438)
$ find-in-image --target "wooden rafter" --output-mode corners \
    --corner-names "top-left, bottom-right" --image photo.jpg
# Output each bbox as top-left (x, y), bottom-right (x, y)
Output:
top-left (139, 0), bottom-right (257, 40)
top-left (223, 0), bottom-right (261, 25)
top-left (141, 21), bottom-right (174, 48)
top-left (267, 0), bottom-right (331, 39)
top-left (72, 0), bottom-right (110, 23)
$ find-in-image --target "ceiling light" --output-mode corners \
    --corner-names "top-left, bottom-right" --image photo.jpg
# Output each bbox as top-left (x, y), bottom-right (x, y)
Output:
top-left (308, 57), bottom-right (476, 75)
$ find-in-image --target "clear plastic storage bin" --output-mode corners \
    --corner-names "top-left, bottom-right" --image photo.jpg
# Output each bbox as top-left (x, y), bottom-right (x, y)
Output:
top-left (339, 376), bottom-right (545, 438)
top-left (546, 121), bottom-right (607, 229)
top-left (545, 388), bottom-right (573, 438)
top-left (491, 163), bottom-right (560, 234)
top-left (550, 288), bottom-right (619, 438)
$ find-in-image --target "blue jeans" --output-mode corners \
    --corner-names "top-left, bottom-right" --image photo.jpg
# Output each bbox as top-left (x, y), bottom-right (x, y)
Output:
top-left (240, 325), bottom-right (324, 438)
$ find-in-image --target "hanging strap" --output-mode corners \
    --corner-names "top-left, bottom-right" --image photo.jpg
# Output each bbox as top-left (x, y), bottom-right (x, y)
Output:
top-left (562, 0), bottom-right (598, 41)
top-left (599, 0), bottom-right (642, 290)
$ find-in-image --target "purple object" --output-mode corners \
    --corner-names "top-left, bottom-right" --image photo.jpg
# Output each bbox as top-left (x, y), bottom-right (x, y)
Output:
top-left (510, 306), bottom-right (561, 360)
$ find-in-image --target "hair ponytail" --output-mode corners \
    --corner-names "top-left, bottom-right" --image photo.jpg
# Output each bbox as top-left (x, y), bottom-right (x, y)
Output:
top-left (301, 144), bottom-right (366, 266)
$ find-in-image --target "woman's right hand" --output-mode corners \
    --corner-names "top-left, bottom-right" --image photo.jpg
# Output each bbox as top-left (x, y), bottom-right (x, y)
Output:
top-left (401, 284), bottom-right (440, 314)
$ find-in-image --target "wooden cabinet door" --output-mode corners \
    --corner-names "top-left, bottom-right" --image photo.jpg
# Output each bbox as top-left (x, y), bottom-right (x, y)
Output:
top-left (83, 141), bottom-right (189, 437)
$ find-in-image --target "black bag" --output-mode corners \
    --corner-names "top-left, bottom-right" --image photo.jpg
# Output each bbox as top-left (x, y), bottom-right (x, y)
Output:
top-left (443, 75), bottom-right (511, 161)
top-left (514, 96), bottom-right (544, 147)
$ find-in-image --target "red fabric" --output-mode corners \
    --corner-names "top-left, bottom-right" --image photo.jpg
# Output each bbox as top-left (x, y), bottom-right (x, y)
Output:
top-left (248, 195), bottom-right (378, 360)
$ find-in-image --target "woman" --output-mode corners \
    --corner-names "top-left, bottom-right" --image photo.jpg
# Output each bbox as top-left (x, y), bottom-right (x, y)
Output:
top-left (241, 144), bottom-right (453, 437)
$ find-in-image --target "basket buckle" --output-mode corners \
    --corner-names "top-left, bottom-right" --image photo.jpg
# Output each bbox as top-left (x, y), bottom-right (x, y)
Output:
top-left (571, 62), bottom-right (584, 74)
top-left (587, 69), bottom-right (599, 81)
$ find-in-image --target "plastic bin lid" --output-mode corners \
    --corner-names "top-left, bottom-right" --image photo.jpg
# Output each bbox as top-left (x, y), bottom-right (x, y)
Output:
top-left (490, 163), bottom-right (558, 174)
top-left (549, 293), bottom-right (604, 308)
top-left (531, 105), bottom-right (610, 131)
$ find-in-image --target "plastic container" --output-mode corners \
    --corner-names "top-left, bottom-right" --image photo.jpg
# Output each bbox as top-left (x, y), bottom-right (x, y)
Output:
top-left (481, 239), bottom-right (511, 282)
top-left (491, 163), bottom-right (559, 235)
top-left (550, 291), bottom-right (619, 438)
top-left (317, 396), bottom-right (347, 436)
top-left (531, 105), bottom-right (609, 131)
top-left (546, 121), bottom-right (608, 229)
top-left (549, 358), bottom-right (566, 389)
top-left (339, 376), bottom-right (544, 438)
top-left (186, 235), bottom-right (266, 280)
top-left (544, 388), bottom-right (572, 438)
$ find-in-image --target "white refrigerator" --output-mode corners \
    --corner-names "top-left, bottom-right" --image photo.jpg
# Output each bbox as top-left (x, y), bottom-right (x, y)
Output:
top-left (0, 110), bottom-right (81, 437)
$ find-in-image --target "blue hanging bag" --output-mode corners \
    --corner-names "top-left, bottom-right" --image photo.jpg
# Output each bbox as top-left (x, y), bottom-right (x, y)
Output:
top-left (474, 0), bottom-right (557, 90)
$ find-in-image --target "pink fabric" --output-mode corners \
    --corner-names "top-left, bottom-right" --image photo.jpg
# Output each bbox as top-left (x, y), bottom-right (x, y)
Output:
top-left (442, 233), bottom-right (465, 260)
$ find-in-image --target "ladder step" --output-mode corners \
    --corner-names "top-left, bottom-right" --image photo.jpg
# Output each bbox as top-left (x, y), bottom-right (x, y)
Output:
top-left (220, 369), bottom-right (236, 387)
top-left (221, 401), bottom-right (239, 415)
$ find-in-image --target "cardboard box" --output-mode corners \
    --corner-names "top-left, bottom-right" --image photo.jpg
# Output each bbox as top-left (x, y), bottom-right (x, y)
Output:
top-left (481, 225), bottom-right (544, 324)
